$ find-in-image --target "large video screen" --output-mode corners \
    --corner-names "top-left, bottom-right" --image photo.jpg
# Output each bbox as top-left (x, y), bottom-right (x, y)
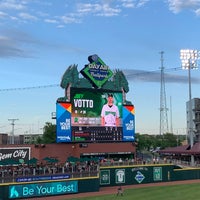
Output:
top-left (56, 87), bottom-right (135, 143)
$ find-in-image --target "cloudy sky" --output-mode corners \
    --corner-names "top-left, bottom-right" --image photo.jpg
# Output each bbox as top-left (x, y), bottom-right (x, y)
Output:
top-left (1, 0), bottom-right (200, 136)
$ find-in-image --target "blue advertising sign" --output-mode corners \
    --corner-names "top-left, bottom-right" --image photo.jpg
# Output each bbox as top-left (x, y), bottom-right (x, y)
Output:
top-left (56, 102), bottom-right (72, 143)
top-left (16, 174), bottom-right (70, 182)
top-left (9, 180), bottom-right (78, 199)
top-left (122, 105), bottom-right (135, 141)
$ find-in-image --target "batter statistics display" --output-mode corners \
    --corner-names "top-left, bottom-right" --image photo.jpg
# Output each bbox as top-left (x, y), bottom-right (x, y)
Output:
top-left (56, 87), bottom-right (135, 143)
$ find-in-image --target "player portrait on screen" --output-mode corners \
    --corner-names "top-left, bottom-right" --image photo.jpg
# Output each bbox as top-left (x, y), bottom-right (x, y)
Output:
top-left (101, 93), bottom-right (120, 127)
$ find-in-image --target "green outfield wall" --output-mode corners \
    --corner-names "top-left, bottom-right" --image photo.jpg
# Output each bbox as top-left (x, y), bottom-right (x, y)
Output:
top-left (99, 164), bottom-right (175, 186)
top-left (99, 164), bottom-right (200, 186)
top-left (1, 164), bottom-right (200, 199)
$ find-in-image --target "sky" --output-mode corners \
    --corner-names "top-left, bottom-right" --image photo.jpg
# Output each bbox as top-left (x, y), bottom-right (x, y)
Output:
top-left (1, 0), bottom-right (200, 136)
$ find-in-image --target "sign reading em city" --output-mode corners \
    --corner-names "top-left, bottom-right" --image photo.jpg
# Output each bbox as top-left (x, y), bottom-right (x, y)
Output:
top-left (0, 147), bottom-right (30, 163)
top-left (80, 54), bottom-right (113, 88)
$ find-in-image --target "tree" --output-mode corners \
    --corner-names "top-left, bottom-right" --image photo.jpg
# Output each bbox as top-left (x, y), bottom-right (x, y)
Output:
top-left (36, 136), bottom-right (43, 144)
top-left (41, 122), bottom-right (56, 144)
top-left (135, 132), bottom-right (185, 152)
top-left (135, 133), bottom-right (155, 151)
top-left (162, 133), bottom-right (179, 148)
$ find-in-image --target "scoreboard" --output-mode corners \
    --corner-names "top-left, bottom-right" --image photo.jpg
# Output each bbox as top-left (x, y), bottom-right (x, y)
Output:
top-left (56, 87), bottom-right (135, 143)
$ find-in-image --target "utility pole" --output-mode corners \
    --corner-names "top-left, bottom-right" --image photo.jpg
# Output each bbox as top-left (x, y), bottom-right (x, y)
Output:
top-left (159, 51), bottom-right (169, 135)
top-left (8, 118), bottom-right (19, 144)
top-left (170, 96), bottom-right (173, 133)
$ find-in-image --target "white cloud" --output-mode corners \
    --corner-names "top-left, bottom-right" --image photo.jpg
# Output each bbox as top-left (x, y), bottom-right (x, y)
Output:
top-left (77, 2), bottom-right (121, 17)
top-left (0, 0), bottom-right (151, 27)
top-left (195, 8), bottom-right (200, 15)
top-left (60, 15), bottom-right (81, 24)
top-left (119, 0), bottom-right (149, 8)
top-left (18, 12), bottom-right (38, 21)
top-left (0, 11), bottom-right (7, 18)
top-left (95, 4), bottom-right (121, 16)
top-left (137, 0), bottom-right (149, 7)
top-left (120, 0), bottom-right (135, 8)
top-left (44, 19), bottom-right (58, 24)
top-left (0, 0), bottom-right (26, 10)
top-left (77, 3), bottom-right (97, 14)
top-left (9, 15), bottom-right (18, 20)
top-left (168, 0), bottom-right (200, 14)
top-left (57, 24), bottom-right (65, 28)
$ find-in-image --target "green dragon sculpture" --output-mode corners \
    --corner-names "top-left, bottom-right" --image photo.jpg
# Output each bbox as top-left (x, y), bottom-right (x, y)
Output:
top-left (57, 64), bottom-right (132, 105)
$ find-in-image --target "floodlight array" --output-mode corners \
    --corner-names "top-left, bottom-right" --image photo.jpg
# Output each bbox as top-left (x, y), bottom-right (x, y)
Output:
top-left (180, 49), bottom-right (199, 69)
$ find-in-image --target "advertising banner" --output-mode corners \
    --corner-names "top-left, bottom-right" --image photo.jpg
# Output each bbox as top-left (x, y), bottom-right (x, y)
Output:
top-left (0, 147), bottom-right (30, 164)
top-left (9, 181), bottom-right (78, 199)
top-left (56, 102), bottom-right (72, 143)
top-left (123, 105), bottom-right (135, 141)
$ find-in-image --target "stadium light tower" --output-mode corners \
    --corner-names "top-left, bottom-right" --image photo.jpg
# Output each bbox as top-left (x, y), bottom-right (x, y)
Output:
top-left (180, 49), bottom-right (199, 166)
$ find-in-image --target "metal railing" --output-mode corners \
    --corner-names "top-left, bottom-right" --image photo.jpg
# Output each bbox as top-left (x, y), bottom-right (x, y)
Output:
top-left (0, 164), bottom-right (99, 184)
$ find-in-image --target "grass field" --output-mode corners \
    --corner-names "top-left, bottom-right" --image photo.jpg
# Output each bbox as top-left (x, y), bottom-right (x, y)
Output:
top-left (68, 183), bottom-right (200, 200)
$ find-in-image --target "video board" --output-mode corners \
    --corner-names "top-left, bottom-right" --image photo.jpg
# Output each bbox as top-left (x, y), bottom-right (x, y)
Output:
top-left (56, 87), bottom-right (135, 143)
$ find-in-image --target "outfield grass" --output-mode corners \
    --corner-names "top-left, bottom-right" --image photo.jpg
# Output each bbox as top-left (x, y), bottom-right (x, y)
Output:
top-left (69, 183), bottom-right (200, 200)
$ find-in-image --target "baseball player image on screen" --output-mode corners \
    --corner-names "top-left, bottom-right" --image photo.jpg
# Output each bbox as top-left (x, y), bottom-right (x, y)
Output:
top-left (101, 93), bottom-right (120, 127)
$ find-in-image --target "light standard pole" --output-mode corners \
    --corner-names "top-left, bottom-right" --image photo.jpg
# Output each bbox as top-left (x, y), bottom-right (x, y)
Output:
top-left (8, 118), bottom-right (19, 144)
top-left (180, 49), bottom-right (199, 166)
